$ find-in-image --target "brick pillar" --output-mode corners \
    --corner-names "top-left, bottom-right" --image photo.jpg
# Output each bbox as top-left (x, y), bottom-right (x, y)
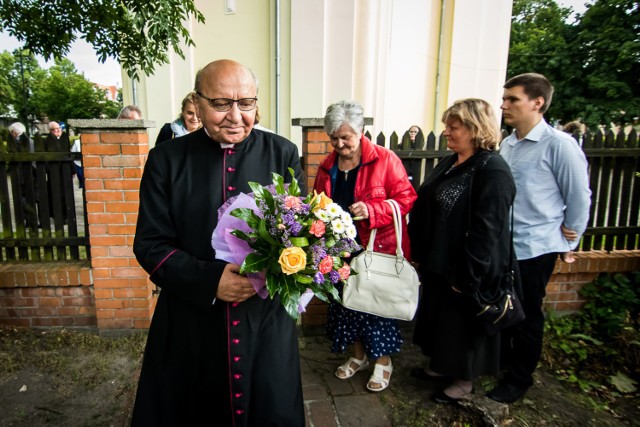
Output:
top-left (68, 119), bottom-right (155, 331)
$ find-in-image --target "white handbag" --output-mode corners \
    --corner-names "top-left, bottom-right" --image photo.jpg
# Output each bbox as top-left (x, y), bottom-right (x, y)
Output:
top-left (342, 199), bottom-right (421, 321)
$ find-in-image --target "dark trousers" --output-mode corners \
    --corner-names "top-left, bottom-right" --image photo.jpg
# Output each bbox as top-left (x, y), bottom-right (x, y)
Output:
top-left (501, 252), bottom-right (558, 388)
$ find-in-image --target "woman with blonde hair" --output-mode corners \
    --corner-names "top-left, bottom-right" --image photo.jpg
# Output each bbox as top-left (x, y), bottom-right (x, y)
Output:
top-left (155, 92), bottom-right (202, 144)
top-left (409, 98), bottom-right (517, 403)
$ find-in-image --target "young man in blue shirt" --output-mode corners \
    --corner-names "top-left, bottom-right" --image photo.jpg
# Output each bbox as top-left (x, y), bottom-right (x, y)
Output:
top-left (489, 73), bottom-right (591, 403)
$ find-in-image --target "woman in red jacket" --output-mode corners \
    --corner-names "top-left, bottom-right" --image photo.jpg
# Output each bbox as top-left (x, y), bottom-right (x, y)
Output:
top-left (313, 100), bottom-right (417, 392)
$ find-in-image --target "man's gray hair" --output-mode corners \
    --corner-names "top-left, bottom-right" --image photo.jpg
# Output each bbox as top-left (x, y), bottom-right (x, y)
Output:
top-left (323, 100), bottom-right (364, 136)
top-left (8, 122), bottom-right (26, 135)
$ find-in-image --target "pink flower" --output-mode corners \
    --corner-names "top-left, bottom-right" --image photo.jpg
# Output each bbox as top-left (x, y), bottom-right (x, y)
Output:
top-left (284, 196), bottom-right (302, 211)
top-left (318, 256), bottom-right (334, 274)
top-left (338, 263), bottom-right (351, 280)
top-left (309, 220), bottom-right (326, 237)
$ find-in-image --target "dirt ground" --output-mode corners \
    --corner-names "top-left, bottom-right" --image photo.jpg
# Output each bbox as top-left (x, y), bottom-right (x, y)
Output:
top-left (0, 326), bottom-right (638, 426)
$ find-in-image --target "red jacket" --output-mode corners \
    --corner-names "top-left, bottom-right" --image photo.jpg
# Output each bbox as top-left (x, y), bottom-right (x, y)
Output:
top-left (313, 134), bottom-right (417, 260)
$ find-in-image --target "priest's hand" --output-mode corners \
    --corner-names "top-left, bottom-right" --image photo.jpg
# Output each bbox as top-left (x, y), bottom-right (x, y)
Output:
top-left (216, 263), bottom-right (257, 302)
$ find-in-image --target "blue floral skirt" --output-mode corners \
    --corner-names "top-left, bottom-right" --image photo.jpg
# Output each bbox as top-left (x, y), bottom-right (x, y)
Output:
top-left (326, 298), bottom-right (403, 360)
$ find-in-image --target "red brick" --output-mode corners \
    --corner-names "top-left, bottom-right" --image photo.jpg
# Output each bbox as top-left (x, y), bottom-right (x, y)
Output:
top-left (91, 258), bottom-right (131, 268)
top-left (90, 236), bottom-right (128, 246)
top-left (102, 156), bottom-right (146, 168)
top-left (121, 145), bottom-right (149, 155)
top-left (123, 168), bottom-right (144, 178)
top-left (98, 318), bottom-right (134, 329)
top-left (87, 191), bottom-right (124, 201)
top-left (109, 246), bottom-right (135, 257)
top-left (80, 133), bottom-right (100, 144)
top-left (32, 317), bottom-right (64, 327)
top-left (85, 168), bottom-right (123, 179)
top-left (306, 130), bottom-right (330, 142)
top-left (100, 132), bottom-right (148, 144)
top-left (85, 145), bottom-right (121, 155)
top-left (104, 179), bottom-right (142, 190)
top-left (107, 225), bottom-right (137, 235)
top-left (97, 299), bottom-right (130, 309)
top-left (104, 202), bottom-right (139, 213)
top-left (84, 180), bottom-right (105, 190)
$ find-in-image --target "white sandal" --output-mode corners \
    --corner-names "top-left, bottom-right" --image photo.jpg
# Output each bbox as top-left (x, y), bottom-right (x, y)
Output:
top-left (366, 361), bottom-right (393, 392)
top-left (335, 356), bottom-right (369, 379)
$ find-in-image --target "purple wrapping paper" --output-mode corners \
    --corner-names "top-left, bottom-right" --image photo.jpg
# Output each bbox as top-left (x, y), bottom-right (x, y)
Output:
top-left (211, 193), bottom-right (314, 312)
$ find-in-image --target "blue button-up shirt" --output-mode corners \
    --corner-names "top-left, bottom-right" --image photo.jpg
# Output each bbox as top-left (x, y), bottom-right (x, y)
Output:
top-left (500, 118), bottom-right (591, 260)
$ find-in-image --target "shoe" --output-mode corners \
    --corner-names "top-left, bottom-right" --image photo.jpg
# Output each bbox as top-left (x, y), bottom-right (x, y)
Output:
top-left (410, 367), bottom-right (449, 382)
top-left (366, 360), bottom-right (393, 392)
top-left (487, 382), bottom-right (529, 404)
top-left (335, 356), bottom-right (369, 379)
top-left (432, 385), bottom-right (474, 405)
top-left (432, 389), bottom-right (461, 404)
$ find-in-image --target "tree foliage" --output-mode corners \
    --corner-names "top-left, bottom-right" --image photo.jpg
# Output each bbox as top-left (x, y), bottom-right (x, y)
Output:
top-left (508, 0), bottom-right (640, 126)
top-left (0, 0), bottom-right (205, 80)
top-left (0, 50), bottom-right (121, 128)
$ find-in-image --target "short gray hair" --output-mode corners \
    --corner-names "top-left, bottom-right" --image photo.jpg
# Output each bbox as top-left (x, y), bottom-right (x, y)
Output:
top-left (8, 122), bottom-right (26, 135)
top-left (323, 101), bottom-right (364, 136)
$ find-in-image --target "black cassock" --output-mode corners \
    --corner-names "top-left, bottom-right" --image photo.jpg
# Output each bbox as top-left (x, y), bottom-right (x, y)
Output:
top-left (131, 128), bottom-right (305, 427)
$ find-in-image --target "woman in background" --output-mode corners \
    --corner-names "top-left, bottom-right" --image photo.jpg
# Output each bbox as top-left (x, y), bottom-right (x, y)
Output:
top-left (155, 92), bottom-right (202, 144)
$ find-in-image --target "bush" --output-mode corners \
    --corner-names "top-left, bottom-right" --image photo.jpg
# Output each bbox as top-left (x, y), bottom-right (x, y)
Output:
top-left (543, 272), bottom-right (640, 395)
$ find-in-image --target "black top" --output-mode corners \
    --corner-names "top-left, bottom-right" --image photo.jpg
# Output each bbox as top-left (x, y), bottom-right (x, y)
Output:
top-left (409, 150), bottom-right (516, 294)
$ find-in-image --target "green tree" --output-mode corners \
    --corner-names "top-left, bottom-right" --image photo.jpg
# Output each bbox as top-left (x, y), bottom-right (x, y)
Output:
top-left (507, 0), bottom-right (577, 123)
top-left (507, 0), bottom-right (640, 126)
top-left (0, 0), bottom-right (205, 80)
top-left (0, 49), bottom-right (47, 126)
top-left (574, 0), bottom-right (640, 125)
top-left (30, 58), bottom-right (121, 123)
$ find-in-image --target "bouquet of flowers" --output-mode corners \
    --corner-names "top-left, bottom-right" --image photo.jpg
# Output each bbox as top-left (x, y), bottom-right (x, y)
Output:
top-left (212, 168), bottom-right (361, 320)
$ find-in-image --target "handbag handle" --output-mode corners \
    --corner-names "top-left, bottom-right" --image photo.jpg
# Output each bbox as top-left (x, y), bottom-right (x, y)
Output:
top-left (366, 199), bottom-right (404, 259)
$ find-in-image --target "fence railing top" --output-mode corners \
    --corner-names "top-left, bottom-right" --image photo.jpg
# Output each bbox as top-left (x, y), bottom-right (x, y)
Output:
top-left (68, 119), bottom-right (157, 130)
top-left (292, 117), bottom-right (374, 127)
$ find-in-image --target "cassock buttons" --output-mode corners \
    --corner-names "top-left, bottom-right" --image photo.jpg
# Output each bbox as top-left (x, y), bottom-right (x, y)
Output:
top-left (227, 167), bottom-right (236, 172)
top-left (234, 374), bottom-right (242, 379)
top-left (236, 410), bottom-right (244, 415)
top-left (227, 186), bottom-right (236, 191)
top-left (235, 393), bottom-right (243, 398)
top-left (233, 356), bottom-right (241, 362)
top-left (233, 339), bottom-right (240, 344)
top-left (232, 320), bottom-right (240, 326)
top-left (232, 302), bottom-right (239, 307)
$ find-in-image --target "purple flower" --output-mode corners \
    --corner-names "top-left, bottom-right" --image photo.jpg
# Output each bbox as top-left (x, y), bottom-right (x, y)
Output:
top-left (329, 270), bottom-right (340, 284)
top-left (290, 221), bottom-right (303, 236)
top-left (313, 272), bottom-right (325, 284)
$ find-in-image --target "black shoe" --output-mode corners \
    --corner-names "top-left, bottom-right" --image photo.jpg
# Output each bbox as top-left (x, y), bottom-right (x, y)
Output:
top-left (410, 367), bottom-right (449, 382)
top-left (486, 382), bottom-right (528, 404)
top-left (431, 386), bottom-right (474, 405)
top-left (432, 389), bottom-right (459, 404)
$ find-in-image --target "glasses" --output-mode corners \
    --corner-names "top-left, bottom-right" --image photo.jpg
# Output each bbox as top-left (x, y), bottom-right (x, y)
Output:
top-left (196, 91), bottom-right (257, 112)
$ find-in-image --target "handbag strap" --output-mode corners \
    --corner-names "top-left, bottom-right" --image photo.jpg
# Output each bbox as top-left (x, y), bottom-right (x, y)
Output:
top-left (366, 199), bottom-right (404, 258)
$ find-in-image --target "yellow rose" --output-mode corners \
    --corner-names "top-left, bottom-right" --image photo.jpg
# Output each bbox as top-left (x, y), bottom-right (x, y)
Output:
top-left (312, 190), bottom-right (333, 211)
top-left (278, 247), bottom-right (307, 275)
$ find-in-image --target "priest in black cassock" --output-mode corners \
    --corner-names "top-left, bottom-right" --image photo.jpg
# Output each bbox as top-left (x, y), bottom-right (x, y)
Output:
top-left (131, 59), bottom-right (305, 427)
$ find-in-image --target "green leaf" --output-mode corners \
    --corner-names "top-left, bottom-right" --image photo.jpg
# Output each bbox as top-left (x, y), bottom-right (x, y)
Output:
top-left (230, 208), bottom-right (261, 231)
top-left (289, 237), bottom-right (309, 247)
top-left (287, 167), bottom-right (300, 196)
top-left (272, 172), bottom-right (286, 194)
top-left (293, 273), bottom-right (314, 284)
top-left (258, 219), bottom-right (278, 245)
top-left (240, 253), bottom-right (270, 274)
top-left (229, 229), bottom-right (252, 242)
top-left (610, 372), bottom-right (637, 394)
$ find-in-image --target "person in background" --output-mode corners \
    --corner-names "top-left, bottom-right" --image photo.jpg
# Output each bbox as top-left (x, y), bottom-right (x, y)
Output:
top-left (155, 92), bottom-right (202, 144)
top-left (488, 73), bottom-right (591, 404)
top-left (45, 121), bottom-right (70, 151)
top-left (70, 136), bottom-right (84, 189)
top-left (8, 122), bottom-right (37, 225)
top-left (409, 98), bottom-right (516, 404)
top-left (131, 59), bottom-right (304, 426)
top-left (313, 100), bottom-right (417, 393)
top-left (117, 105), bottom-right (143, 120)
top-left (44, 121), bottom-right (71, 218)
